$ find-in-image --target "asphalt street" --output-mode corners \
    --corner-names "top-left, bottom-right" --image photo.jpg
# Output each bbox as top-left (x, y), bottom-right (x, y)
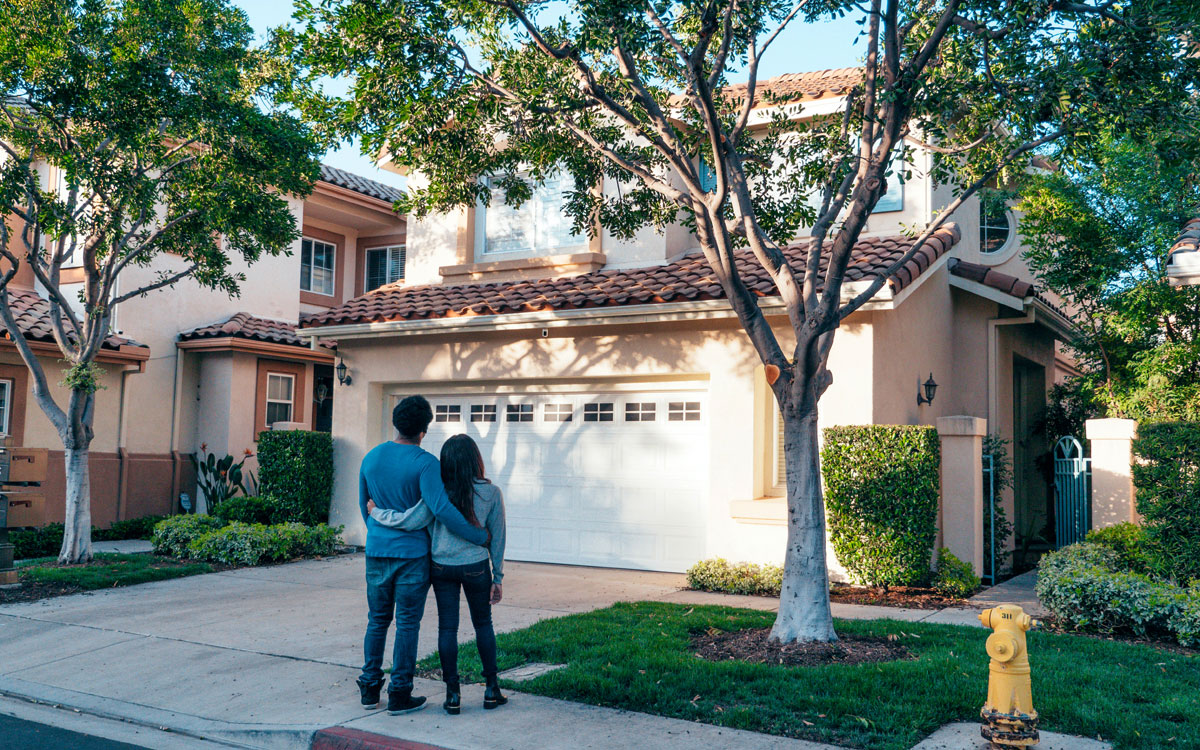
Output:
top-left (0, 712), bottom-right (150, 750)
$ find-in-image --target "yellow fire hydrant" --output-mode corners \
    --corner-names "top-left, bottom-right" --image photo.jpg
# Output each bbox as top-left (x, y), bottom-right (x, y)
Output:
top-left (979, 604), bottom-right (1039, 747)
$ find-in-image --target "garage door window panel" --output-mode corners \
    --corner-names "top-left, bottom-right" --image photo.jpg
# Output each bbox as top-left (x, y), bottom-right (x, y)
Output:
top-left (668, 402), bottom-right (701, 422)
top-left (471, 404), bottom-right (497, 422)
top-left (435, 404), bottom-right (462, 422)
top-left (544, 403), bottom-right (573, 422)
top-left (584, 402), bottom-right (614, 422)
top-left (625, 402), bottom-right (656, 422)
top-left (506, 404), bottom-right (534, 422)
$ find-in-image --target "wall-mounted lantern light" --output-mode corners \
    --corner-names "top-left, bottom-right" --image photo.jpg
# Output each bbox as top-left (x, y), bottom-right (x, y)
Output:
top-left (917, 373), bottom-right (938, 406)
top-left (336, 357), bottom-right (353, 386)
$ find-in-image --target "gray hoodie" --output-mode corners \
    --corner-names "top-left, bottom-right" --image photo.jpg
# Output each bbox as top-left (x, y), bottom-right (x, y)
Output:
top-left (369, 480), bottom-right (506, 584)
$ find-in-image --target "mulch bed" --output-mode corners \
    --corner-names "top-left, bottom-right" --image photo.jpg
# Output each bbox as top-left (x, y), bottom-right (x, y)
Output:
top-left (829, 583), bottom-right (970, 610)
top-left (0, 580), bottom-right (84, 604)
top-left (1036, 616), bottom-right (1199, 655)
top-left (691, 626), bottom-right (913, 667)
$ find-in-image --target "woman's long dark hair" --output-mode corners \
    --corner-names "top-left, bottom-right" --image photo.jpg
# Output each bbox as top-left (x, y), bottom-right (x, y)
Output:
top-left (440, 434), bottom-right (490, 527)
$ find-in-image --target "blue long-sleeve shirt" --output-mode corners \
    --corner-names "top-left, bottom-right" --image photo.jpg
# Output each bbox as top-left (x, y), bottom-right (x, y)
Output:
top-left (358, 441), bottom-right (488, 558)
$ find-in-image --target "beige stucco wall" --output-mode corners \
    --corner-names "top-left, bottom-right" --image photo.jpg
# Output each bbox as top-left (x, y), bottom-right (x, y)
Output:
top-left (0, 351), bottom-right (130, 453)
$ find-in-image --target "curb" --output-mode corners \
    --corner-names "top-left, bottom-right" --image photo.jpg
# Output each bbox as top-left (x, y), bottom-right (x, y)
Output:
top-left (313, 726), bottom-right (455, 750)
top-left (0, 676), bottom-right (321, 750)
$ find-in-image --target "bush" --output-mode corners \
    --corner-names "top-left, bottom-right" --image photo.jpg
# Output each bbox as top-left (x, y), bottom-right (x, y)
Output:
top-left (1086, 522), bottom-right (1154, 575)
top-left (186, 522), bottom-right (342, 566)
top-left (932, 548), bottom-right (981, 598)
top-left (10, 523), bottom-right (64, 559)
top-left (1133, 422), bottom-right (1200, 583)
top-left (1036, 543), bottom-right (1178, 635)
top-left (1169, 585), bottom-right (1200, 648)
top-left (151, 515), bottom-right (224, 558)
top-left (257, 430), bottom-right (333, 525)
top-left (94, 515), bottom-right (169, 542)
top-left (212, 496), bottom-right (279, 525)
top-left (822, 425), bottom-right (940, 587)
top-left (686, 558), bottom-right (782, 597)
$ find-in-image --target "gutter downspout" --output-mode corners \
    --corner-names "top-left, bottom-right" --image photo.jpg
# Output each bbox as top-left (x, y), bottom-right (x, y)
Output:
top-left (169, 347), bottom-right (185, 512)
top-left (115, 364), bottom-right (139, 522)
top-left (987, 307), bottom-right (1036, 430)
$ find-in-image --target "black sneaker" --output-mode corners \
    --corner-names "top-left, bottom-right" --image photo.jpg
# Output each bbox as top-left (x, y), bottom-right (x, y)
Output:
top-left (387, 691), bottom-right (428, 715)
top-left (358, 680), bottom-right (382, 709)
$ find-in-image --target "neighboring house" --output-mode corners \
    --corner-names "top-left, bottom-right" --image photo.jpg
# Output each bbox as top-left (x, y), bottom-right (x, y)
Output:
top-left (1169, 217), bottom-right (1200, 287)
top-left (0, 164), bottom-right (405, 526)
top-left (298, 69), bottom-right (1074, 575)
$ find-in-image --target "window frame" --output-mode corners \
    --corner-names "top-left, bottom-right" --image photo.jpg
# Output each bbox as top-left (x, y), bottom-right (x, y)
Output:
top-left (264, 373), bottom-right (296, 428)
top-left (0, 378), bottom-right (12, 436)
top-left (364, 244), bottom-right (406, 292)
top-left (300, 236), bottom-right (338, 296)
top-left (979, 199), bottom-right (1017, 260)
top-left (476, 171), bottom-right (588, 258)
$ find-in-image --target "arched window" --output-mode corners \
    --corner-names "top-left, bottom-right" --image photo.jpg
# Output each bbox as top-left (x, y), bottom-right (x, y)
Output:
top-left (980, 195), bottom-right (1014, 255)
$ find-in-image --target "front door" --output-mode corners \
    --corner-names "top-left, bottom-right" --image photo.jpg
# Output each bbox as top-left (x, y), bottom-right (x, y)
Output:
top-left (312, 365), bottom-right (334, 433)
top-left (1012, 358), bottom-right (1051, 552)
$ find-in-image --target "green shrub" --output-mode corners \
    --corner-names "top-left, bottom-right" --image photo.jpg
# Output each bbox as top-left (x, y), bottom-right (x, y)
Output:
top-left (94, 515), bottom-right (169, 542)
top-left (1169, 585), bottom-right (1200, 648)
top-left (186, 522), bottom-right (342, 566)
top-left (257, 430), bottom-right (333, 525)
top-left (10, 523), bottom-right (64, 559)
top-left (686, 558), bottom-right (782, 596)
top-left (982, 434), bottom-right (1015, 579)
top-left (151, 515), bottom-right (224, 558)
top-left (1133, 422), bottom-right (1200, 583)
top-left (213, 496), bottom-right (279, 525)
top-left (1086, 522), bottom-right (1154, 574)
top-left (822, 425), bottom-right (940, 587)
top-left (932, 548), bottom-right (980, 598)
top-left (1036, 543), bottom-right (1178, 635)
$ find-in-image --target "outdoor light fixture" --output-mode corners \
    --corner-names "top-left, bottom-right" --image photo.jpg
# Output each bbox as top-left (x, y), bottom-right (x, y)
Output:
top-left (917, 373), bottom-right (938, 406)
top-left (336, 358), bottom-right (353, 386)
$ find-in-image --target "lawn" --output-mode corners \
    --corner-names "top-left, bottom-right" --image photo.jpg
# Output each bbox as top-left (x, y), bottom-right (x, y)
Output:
top-left (419, 601), bottom-right (1200, 750)
top-left (7, 553), bottom-right (216, 601)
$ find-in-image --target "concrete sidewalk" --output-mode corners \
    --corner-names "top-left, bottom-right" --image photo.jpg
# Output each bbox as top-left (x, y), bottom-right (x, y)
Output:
top-left (0, 554), bottom-right (1047, 750)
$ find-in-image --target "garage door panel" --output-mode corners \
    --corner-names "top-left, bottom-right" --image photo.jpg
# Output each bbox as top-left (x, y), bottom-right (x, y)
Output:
top-left (398, 387), bottom-right (708, 572)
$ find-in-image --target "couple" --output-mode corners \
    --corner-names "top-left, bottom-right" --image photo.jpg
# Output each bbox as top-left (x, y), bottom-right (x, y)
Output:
top-left (356, 395), bottom-right (508, 716)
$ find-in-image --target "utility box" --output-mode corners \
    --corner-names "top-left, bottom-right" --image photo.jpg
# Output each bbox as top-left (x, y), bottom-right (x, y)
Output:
top-left (7, 448), bottom-right (48, 484)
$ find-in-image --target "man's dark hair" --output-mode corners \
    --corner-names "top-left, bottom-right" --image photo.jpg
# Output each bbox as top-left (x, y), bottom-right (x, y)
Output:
top-left (393, 395), bottom-right (433, 440)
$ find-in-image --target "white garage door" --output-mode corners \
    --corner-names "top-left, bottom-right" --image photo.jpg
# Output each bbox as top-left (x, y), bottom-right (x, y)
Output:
top-left (391, 386), bottom-right (709, 572)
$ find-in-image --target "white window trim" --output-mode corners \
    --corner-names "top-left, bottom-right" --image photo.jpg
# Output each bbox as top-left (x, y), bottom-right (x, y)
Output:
top-left (979, 206), bottom-right (1020, 265)
top-left (301, 237), bottom-right (338, 297)
top-left (0, 378), bottom-right (12, 436)
top-left (474, 173), bottom-right (588, 258)
top-left (265, 373), bottom-right (295, 427)
top-left (364, 244), bottom-right (406, 291)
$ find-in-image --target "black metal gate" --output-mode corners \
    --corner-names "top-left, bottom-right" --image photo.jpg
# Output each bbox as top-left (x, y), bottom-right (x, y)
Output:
top-left (1053, 436), bottom-right (1091, 548)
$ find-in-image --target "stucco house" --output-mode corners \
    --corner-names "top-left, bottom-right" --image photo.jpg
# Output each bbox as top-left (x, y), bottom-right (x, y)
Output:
top-left (1, 164), bottom-right (405, 526)
top-left (298, 68), bottom-right (1074, 574)
top-left (1169, 217), bottom-right (1200, 287)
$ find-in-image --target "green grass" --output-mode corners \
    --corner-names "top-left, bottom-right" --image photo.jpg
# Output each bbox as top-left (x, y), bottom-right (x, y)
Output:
top-left (420, 601), bottom-right (1200, 750)
top-left (16, 553), bottom-right (215, 590)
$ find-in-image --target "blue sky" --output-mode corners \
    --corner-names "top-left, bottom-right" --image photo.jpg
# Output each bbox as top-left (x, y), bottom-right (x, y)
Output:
top-left (236, 1), bottom-right (862, 190)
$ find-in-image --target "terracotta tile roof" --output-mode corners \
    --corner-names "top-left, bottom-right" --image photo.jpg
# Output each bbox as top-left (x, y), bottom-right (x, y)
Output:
top-left (0, 287), bottom-right (146, 351)
top-left (947, 259), bottom-right (1036, 299)
top-left (300, 224), bottom-right (961, 329)
top-left (179, 313), bottom-right (314, 348)
top-left (724, 68), bottom-right (865, 105)
top-left (1170, 216), bottom-right (1200, 263)
top-left (319, 164), bottom-right (404, 204)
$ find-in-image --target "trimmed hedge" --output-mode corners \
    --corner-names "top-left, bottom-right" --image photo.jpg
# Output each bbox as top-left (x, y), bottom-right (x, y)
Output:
top-left (1133, 422), bottom-right (1200, 583)
top-left (186, 522), bottom-right (342, 566)
top-left (151, 515), bottom-right (225, 558)
top-left (213, 496), bottom-right (280, 525)
top-left (95, 515), bottom-right (168, 542)
top-left (12, 515), bottom-right (169, 559)
top-left (932, 548), bottom-right (980, 598)
top-left (822, 425), bottom-right (940, 587)
top-left (686, 558), bottom-right (782, 597)
top-left (257, 430), bottom-right (333, 525)
top-left (1085, 522), bottom-right (1154, 575)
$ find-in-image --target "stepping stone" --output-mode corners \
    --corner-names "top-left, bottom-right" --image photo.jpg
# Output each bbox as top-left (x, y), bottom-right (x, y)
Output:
top-left (498, 662), bottom-right (567, 682)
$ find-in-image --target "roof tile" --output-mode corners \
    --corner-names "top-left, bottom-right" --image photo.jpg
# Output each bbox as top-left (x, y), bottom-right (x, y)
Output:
top-left (179, 312), bottom-right (330, 350)
top-left (0, 287), bottom-right (145, 351)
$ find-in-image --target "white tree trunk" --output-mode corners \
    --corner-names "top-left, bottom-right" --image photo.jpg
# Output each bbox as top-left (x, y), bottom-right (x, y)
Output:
top-left (769, 407), bottom-right (837, 644)
top-left (58, 447), bottom-right (93, 564)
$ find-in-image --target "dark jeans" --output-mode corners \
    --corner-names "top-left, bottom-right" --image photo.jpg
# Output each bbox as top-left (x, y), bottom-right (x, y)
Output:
top-left (431, 559), bottom-right (498, 685)
top-left (360, 555), bottom-right (430, 694)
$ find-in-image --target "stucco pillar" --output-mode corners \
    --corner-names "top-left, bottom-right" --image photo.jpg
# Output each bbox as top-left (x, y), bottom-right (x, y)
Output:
top-left (1085, 418), bottom-right (1138, 528)
top-left (937, 416), bottom-right (987, 573)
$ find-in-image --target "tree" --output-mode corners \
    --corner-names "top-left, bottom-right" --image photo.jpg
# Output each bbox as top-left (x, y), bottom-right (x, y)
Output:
top-left (0, 0), bottom-right (321, 563)
top-left (286, 0), bottom-right (1198, 641)
top-left (1021, 132), bottom-right (1200, 424)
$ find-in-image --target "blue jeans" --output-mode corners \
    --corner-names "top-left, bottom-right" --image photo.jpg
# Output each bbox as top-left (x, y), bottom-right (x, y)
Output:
top-left (431, 559), bottom-right (498, 684)
top-left (359, 555), bottom-right (430, 694)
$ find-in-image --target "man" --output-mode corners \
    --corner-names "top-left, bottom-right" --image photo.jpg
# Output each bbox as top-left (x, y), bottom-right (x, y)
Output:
top-left (357, 395), bottom-right (489, 714)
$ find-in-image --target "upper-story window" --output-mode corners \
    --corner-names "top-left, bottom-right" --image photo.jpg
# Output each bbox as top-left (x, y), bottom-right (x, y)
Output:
top-left (301, 238), bottom-right (336, 296)
top-left (365, 245), bottom-right (405, 292)
top-left (479, 171), bottom-right (585, 256)
top-left (980, 194), bottom-right (1014, 255)
top-left (0, 379), bottom-right (11, 436)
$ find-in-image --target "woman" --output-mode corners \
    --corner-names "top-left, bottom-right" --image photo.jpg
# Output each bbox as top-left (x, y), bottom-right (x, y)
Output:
top-left (366, 434), bottom-right (507, 714)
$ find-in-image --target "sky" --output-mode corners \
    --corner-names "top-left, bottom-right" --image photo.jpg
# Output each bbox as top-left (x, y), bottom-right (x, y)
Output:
top-left (236, 1), bottom-right (863, 191)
